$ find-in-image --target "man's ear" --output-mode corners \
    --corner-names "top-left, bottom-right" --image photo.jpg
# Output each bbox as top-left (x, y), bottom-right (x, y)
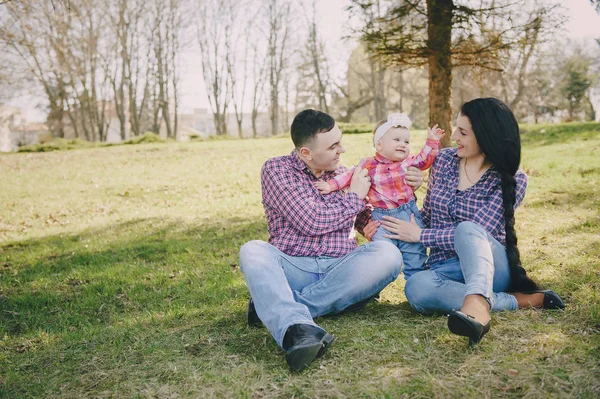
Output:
top-left (299, 146), bottom-right (312, 160)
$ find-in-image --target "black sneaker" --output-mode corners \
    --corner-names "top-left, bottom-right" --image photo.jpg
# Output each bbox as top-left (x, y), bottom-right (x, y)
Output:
top-left (341, 292), bottom-right (380, 313)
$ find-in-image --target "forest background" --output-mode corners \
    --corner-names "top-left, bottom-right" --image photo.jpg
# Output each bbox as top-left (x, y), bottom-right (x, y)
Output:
top-left (1, 0), bottom-right (599, 145)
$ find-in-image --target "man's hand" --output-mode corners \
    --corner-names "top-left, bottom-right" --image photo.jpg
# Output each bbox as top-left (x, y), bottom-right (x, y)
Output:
top-left (348, 168), bottom-right (371, 199)
top-left (362, 219), bottom-right (380, 241)
top-left (427, 124), bottom-right (445, 141)
top-left (405, 166), bottom-right (423, 191)
top-left (314, 180), bottom-right (333, 195)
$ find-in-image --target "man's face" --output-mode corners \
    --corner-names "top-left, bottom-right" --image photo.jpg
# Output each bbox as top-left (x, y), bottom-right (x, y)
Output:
top-left (303, 125), bottom-right (345, 175)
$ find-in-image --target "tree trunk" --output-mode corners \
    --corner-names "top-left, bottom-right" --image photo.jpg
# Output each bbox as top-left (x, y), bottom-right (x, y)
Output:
top-left (397, 72), bottom-right (404, 112)
top-left (427, 0), bottom-right (453, 148)
top-left (270, 81), bottom-right (279, 136)
top-left (251, 108), bottom-right (258, 138)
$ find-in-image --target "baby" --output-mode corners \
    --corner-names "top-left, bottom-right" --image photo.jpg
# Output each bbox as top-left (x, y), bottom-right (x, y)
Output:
top-left (315, 113), bottom-right (444, 279)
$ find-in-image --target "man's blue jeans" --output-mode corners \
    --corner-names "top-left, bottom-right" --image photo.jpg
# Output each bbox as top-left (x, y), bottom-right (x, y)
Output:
top-left (239, 240), bottom-right (402, 347)
top-left (405, 221), bottom-right (519, 314)
top-left (371, 199), bottom-right (428, 280)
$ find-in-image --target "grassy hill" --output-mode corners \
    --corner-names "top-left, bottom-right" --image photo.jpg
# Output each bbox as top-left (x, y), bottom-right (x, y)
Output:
top-left (1, 123), bottom-right (599, 397)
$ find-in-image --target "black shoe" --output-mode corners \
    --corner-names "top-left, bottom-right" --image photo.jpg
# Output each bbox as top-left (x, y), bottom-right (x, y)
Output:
top-left (283, 324), bottom-right (335, 372)
top-left (247, 298), bottom-right (263, 327)
top-left (342, 292), bottom-right (381, 313)
top-left (447, 310), bottom-right (491, 346)
top-left (529, 290), bottom-right (565, 310)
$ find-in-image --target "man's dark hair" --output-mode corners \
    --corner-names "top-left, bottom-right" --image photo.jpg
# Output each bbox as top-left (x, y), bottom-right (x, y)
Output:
top-left (290, 109), bottom-right (335, 148)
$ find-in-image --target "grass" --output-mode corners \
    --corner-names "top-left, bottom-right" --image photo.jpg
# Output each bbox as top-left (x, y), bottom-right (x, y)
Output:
top-left (0, 123), bottom-right (599, 397)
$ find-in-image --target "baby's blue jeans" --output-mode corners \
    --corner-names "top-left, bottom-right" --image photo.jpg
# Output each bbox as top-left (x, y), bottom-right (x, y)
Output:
top-left (371, 199), bottom-right (428, 280)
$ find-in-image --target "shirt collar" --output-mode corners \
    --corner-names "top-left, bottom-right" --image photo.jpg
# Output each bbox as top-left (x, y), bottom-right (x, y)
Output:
top-left (290, 150), bottom-right (307, 171)
top-left (374, 152), bottom-right (394, 164)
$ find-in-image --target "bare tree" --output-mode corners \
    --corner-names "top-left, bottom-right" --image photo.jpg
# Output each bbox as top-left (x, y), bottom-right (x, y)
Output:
top-left (250, 39), bottom-right (268, 138)
top-left (305, 0), bottom-right (329, 113)
top-left (488, 2), bottom-right (565, 110)
top-left (168, 0), bottom-right (182, 140)
top-left (333, 82), bottom-right (373, 123)
top-left (1, 0), bottom-right (184, 143)
top-left (151, 0), bottom-right (171, 138)
top-left (225, 1), bottom-right (252, 138)
top-left (197, 0), bottom-right (233, 136)
top-left (266, 0), bottom-right (292, 136)
top-left (1, 0), bottom-right (71, 137)
top-left (62, 0), bottom-right (112, 141)
top-left (106, 0), bottom-right (148, 140)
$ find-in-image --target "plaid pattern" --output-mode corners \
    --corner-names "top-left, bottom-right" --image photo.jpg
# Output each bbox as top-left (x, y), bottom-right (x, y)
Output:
top-left (326, 138), bottom-right (440, 209)
top-left (261, 150), bottom-right (371, 257)
top-left (420, 148), bottom-right (528, 266)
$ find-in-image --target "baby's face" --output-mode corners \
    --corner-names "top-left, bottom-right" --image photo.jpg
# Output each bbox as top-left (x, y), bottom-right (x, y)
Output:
top-left (375, 127), bottom-right (411, 161)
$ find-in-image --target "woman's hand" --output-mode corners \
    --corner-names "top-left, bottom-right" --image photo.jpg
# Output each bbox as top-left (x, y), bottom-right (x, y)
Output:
top-left (380, 214), bottom-right (422, 243)
top-left (362, 219), bottom-right (380, 241)
top-left (405, 167), bottom-right (423, 191)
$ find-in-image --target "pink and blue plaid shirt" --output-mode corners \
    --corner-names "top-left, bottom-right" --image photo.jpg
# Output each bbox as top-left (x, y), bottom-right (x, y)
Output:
top-left (326, 138), bottom-right (440, 209)
top-left (261, 151), bottom-right (371, 257)
top-left (420, 148), bottom-right (528, 266)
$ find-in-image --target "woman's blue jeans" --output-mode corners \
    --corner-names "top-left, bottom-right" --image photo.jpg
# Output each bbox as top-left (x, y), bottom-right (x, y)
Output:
top-left (405, 221), bottom-right (519, 314)
top-left (371, 199), bottom-right (427, 280)
top-left (239, 240), bottom-right (402, 347)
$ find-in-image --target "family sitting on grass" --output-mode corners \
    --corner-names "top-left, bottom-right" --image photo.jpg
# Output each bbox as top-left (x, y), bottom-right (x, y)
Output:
top-left (239, 99), bottom-right (565, 372)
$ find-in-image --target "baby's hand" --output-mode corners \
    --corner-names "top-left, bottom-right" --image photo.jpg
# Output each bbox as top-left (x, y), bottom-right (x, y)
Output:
top-left (314, 180), bottom-right (333, 195)
top-left (428, 124), bottom-right (445, 141)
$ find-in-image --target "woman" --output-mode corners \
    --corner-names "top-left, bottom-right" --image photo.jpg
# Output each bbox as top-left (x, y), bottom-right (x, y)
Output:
top-left (380, 98), bottom-right (564, 345)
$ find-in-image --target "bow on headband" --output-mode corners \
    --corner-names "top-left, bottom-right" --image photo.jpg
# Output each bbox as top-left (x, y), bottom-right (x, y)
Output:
top-left (373, 113), bottom-right (412, 146)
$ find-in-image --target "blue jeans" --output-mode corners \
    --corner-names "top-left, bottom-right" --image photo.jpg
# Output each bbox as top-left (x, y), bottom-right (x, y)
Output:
top-left (239, 240), bottom-right (402, 347)
top-left (372, 199), bottom-right (427, 280)
top-left (404, 221), bottom-right (519, 314)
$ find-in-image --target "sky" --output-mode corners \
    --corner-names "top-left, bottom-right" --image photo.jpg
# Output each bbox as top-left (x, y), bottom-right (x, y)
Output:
top-left (8, 0), bottom-right (600, 123)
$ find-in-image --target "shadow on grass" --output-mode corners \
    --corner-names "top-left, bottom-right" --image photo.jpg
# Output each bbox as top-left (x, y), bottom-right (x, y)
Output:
top-left (182, 298), bottom-right (441, 368)
top-left (520, 122), bottom-right (600, 147)
top-left (0, 217), bottom-right (268, 337)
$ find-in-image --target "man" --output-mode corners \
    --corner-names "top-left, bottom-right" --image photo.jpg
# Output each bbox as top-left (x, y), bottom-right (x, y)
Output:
top-left (239, 109), bottom-right (422, 371)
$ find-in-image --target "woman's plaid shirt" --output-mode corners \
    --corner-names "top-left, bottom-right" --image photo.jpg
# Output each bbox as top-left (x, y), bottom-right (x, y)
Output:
top-left (420, 148), bottom-right (528, 266)
top-left (261, 151), bottom-right (371, 257)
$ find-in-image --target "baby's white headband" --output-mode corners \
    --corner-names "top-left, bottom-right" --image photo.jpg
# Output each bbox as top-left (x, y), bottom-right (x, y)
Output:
top-left (373, 113), bottom-right (412, 146)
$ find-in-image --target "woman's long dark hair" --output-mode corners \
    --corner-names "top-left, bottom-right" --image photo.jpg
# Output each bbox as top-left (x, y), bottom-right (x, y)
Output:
top-left (460, 98), bottom-right (538, 292)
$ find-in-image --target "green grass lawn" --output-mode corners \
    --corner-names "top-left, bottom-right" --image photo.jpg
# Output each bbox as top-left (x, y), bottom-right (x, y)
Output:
top-left (1, 123), bottom-right (599, 398)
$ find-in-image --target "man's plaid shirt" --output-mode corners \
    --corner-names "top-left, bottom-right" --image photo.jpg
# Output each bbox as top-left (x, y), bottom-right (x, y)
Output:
top-left (261, 150), bottom-right (371, 257)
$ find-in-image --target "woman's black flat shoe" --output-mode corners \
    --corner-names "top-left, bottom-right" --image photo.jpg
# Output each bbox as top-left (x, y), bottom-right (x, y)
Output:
top-left (447, 310), bottom-right (491, 346)
top-left (530, 290), bottom-right (565, 310)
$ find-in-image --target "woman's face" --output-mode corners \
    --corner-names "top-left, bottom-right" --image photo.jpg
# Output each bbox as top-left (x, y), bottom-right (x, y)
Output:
top-left (451, 112), bottom-right (481, 159)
